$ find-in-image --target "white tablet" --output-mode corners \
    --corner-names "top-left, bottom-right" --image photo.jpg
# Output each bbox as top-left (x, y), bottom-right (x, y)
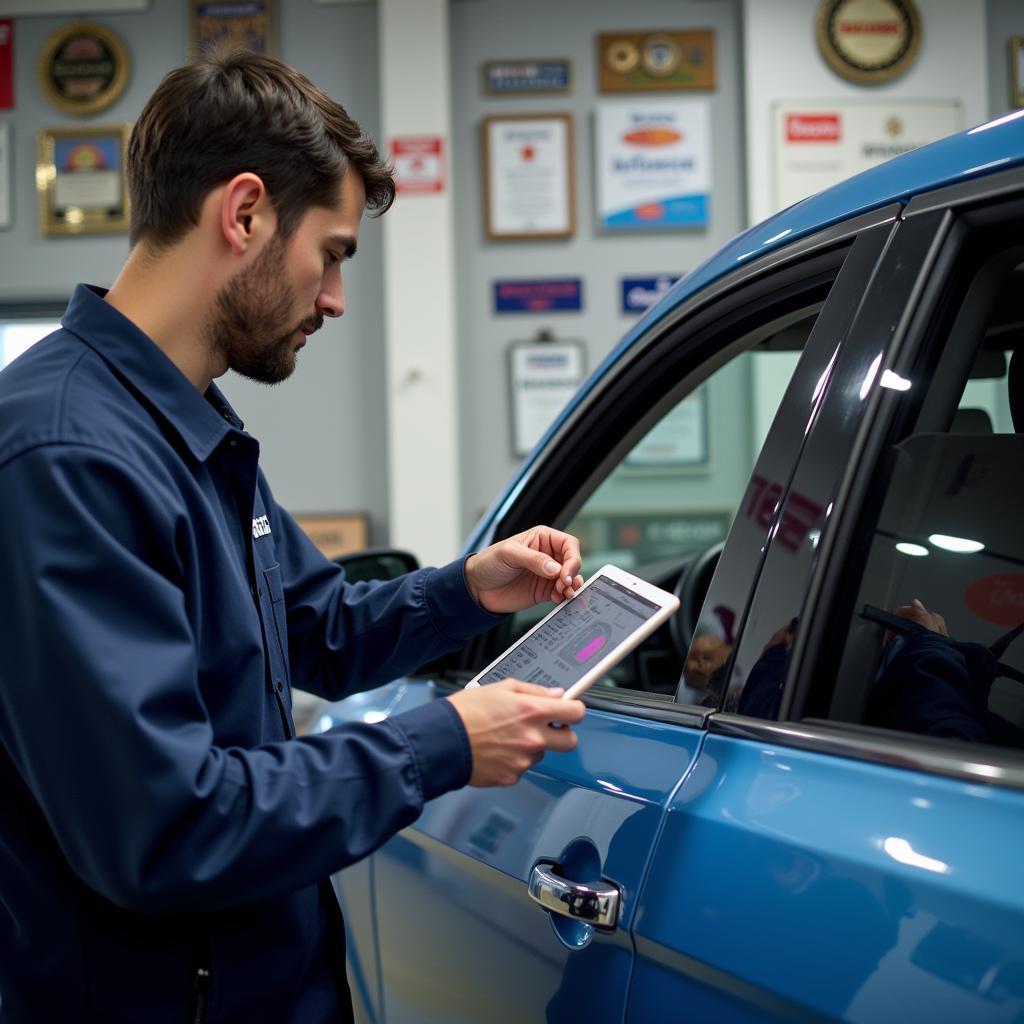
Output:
top-left (465, 564), bottom-right (680, 700)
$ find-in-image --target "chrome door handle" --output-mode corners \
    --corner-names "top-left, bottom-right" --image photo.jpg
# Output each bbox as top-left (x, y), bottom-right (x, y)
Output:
top-left (528, 863), bottom-right (620, 931)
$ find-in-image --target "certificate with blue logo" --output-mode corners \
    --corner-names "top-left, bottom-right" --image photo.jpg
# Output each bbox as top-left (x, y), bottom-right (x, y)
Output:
top-left (596, 100), bottom-right (710, 230)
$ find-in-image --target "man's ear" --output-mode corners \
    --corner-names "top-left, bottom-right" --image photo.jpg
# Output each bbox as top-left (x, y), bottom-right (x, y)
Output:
top-left (219, 172), bottom-right (275, 255)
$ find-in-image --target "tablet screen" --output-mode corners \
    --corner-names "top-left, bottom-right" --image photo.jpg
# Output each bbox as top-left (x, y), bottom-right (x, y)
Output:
top-left (475, 575), bottom-right (663, 689)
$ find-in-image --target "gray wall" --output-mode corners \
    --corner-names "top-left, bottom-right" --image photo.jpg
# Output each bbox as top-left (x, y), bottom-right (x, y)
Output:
top-left (0, 0), bottom-right (389, 536)
top-left (988, 0), bottom-right (1024, 118)
top-left (449, 0), bottom-right (745, 532)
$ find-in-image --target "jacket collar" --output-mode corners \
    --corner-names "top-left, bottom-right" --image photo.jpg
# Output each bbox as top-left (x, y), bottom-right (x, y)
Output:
top-left (61, 284), bottom-right (246, 462)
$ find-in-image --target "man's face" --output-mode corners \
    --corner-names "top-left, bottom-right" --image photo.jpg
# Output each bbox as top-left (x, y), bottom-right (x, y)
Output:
top-left (206, 166), bottom-right (366, 384)
top-left (684, 634), bottom-right (732, 687)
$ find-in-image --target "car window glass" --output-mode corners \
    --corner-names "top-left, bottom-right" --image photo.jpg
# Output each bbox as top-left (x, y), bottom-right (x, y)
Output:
top-left (500, 314), bottom-right (821, 701)
top-left (818, 253), bottom-right (1024, 752)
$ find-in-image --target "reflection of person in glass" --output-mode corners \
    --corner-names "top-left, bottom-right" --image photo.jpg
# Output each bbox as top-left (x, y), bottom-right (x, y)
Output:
top-left (735, 618), bottom-right (796, 718)
top-left (867, 598), bottom-right (1024, 747)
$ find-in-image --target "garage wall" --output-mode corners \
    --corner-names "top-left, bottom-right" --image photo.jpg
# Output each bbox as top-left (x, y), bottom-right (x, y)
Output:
top-left (0, 0), bottom-right (389, 536)
top-left (449, 0), bottom-right (747, 533)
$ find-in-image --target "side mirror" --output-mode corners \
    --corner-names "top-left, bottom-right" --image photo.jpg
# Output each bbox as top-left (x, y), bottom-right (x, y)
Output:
top-left (332, 548), bottom-right (419, 583)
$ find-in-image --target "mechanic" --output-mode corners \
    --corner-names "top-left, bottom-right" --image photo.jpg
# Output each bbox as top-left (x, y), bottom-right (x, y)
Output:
top-left (0, 50), bottom-right (585, 1023)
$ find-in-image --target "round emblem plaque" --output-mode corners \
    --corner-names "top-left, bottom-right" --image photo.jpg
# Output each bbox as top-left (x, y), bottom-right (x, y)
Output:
top-left (816, 0), bottom-right (921, 84)
top-left (641, 35), bottom-right (681, 78)
top-left (605, 39), bottom-right (640, 76)
top-left (38, 22), bottom-right (130, 116)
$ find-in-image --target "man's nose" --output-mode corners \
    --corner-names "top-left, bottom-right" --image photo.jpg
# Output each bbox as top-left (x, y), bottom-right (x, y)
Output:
top-left (317, 277), bottom-right (345, 318)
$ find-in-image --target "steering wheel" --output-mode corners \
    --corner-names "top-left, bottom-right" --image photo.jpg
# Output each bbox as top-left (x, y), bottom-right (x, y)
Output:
top-left (669, 541), bottom-right (725, 658)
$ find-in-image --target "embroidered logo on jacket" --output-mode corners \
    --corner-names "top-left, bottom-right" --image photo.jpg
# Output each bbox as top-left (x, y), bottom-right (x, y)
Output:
top-left (252, 514), bottom-right (272, 539)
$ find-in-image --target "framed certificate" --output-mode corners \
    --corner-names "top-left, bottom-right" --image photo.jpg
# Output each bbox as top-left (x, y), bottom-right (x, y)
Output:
top-left (36, 124), bottom-right (131, 236)
top-left (190, 0), bottom-right (276, 58)
top-left (483, 113), bottom-right (574, 240)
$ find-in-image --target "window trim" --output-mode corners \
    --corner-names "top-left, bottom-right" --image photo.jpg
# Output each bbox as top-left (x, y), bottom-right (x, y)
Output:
top-left (709, 714), bottom-right (1024, 791)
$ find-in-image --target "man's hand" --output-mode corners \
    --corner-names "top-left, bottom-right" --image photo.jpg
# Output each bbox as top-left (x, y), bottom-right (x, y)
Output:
top-left (447, 679), bottom-right (586, 787)
top-left (464, 526), bottom-right (584, 614)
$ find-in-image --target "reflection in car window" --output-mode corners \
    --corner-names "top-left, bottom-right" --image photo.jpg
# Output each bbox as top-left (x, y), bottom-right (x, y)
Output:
top-left (823, 255), bottom-right (1024, 751)
top-left (501, 313), bottom-right (821, 701)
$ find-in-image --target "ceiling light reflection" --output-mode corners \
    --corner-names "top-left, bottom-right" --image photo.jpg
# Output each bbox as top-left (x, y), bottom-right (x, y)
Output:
top-left (896, 542), bottom-right (929, 557)
top-left (929, 534), bottom-right (984, 554)
top-left (880, 370), bottom-right (911, 391)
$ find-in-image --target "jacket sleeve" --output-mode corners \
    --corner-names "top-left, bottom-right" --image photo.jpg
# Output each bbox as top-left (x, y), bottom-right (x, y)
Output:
top-left (260, 473), bottom-right (502, 700)
top-left (0, 444), bottom-right (474, 914)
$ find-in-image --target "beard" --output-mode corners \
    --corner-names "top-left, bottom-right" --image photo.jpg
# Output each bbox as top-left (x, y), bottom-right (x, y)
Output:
top-left (204, 233), bottom-right (322, 385)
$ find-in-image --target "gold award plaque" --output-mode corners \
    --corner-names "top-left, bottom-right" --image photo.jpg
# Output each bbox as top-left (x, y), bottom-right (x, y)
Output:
top-left (816, 0), bottom-right (922, 85)
top-left (598, 30), bottom-right (715, 93)
top-left (38, 22), bottom-right (130, 116)
top-left (605, 38), bottom-right (640, 76)
top-left (37, 123), bottom-right (131, 236)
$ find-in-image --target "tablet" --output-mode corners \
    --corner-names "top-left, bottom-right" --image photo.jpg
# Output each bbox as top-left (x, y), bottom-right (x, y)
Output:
top-left (465, 564), bottom-right (680, 700)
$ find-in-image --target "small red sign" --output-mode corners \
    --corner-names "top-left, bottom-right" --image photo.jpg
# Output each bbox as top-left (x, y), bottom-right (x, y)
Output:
top-left (390, 136), bottom-right (444, 195)
top-left (0, 20), bottom-right (13, 110)
top-left (786, 114), bottom-right (841, 143)
top-left (965, 573), bottom-right (1024, 627)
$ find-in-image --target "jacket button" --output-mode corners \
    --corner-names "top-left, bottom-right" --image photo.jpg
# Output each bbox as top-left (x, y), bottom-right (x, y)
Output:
top-left (275, 679), bottom-right (284, 693)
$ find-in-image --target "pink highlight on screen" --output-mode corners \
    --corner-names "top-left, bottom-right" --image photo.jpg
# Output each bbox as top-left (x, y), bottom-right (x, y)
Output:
top-left (575, 635), bottom-right (607, 663)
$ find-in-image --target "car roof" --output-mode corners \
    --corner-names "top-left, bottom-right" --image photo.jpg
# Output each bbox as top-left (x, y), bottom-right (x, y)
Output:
top-left (623, 109), bottom-right (1024, 353)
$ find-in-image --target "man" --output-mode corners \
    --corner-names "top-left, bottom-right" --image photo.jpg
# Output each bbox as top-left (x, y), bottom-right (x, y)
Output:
top-left (0, 51), bottom-right (585, 1023)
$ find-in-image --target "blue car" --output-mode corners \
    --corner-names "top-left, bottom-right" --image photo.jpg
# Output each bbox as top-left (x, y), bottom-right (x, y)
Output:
top-left (317, 111), bottom-right (1024, 1023)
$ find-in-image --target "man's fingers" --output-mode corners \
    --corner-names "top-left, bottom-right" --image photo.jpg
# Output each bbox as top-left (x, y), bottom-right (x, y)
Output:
top-left (500, 679), bottom-right (564, 698)
top-left (543, 725), bottom-right (579, 752)
top-left (537, 696), bottom-right (586, 724)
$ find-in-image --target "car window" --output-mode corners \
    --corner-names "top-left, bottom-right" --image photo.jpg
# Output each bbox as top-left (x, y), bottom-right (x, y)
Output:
top-left (498, 310), bottom-right (823, 700)
top-left (815, 245), bottom-right (1024, 753)
top-left (569, 350), bottom-right (803, 576)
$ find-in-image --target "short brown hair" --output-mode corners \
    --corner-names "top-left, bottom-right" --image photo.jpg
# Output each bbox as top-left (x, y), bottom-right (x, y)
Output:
top-left (127, 49), bottom-right (394, 248)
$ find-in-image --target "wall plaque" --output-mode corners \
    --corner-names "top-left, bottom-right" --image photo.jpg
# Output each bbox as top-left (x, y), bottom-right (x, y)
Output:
top-left (598, 30), bottom-right (715, 93)
top-left (816, 0), bottom-right (922, 85)
top-left (36, 123), bottom-right (131, 236)
top-left (37, 22), bottom-right (129, 116)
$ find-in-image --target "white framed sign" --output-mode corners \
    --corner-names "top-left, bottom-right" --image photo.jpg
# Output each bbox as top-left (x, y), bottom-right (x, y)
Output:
top-left (483, 113), bottom-right (574, 239)
top-left (0, 121), bottom-right (9, 229)
top-left (773, 100), bottom-right (962, 213)
top-left (508, 340), bottom-right (585, 456)
top-left (596, 100), bottom-right (710, 231)
top-left (626, 389), bottom-right (707, 468)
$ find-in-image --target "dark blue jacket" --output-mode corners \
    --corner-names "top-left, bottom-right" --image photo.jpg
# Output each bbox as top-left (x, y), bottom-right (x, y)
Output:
top-left (0, 285), bottom-right (498, 1022)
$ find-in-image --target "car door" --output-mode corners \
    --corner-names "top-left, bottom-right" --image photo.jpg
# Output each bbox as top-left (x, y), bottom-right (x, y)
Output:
top-left (627, 170), bottom-right (1024, 1022)
top-left (335, 207), bottom-right (899, 1024)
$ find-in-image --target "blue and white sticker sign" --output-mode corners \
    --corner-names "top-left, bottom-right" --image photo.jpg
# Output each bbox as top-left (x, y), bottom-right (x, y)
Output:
top-left (620, 275), bottom-right (682, 313)
top-left (483, 59), bottom-right (572, 95)
top-left (597, 100), bottom-right (710, 230)
top-left (494, 278), bottom-right (582, 313)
